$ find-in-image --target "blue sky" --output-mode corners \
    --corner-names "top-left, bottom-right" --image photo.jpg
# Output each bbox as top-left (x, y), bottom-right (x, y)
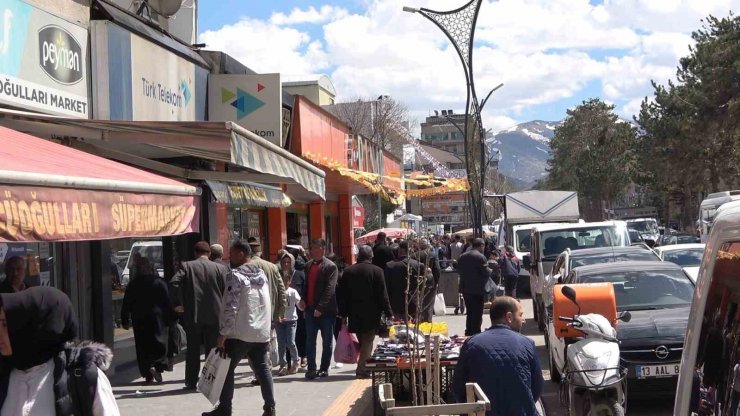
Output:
top-left (199, 0), bottom-right (737, 131)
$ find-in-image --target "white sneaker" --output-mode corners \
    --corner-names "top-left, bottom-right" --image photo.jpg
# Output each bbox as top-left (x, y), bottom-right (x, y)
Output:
top-left (332, 362), bottom-right (344, 369)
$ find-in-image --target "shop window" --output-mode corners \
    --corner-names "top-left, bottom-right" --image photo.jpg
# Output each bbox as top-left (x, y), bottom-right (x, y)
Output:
top-left (0, 242), bottom-right (55, 288)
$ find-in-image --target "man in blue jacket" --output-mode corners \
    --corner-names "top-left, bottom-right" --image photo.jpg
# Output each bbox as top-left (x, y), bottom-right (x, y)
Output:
top-left (453, 296), bottom-right (543, 416)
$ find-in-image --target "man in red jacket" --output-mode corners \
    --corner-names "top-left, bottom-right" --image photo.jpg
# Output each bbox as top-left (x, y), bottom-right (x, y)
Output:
top-left (299, 239), bottom-right (339, 380)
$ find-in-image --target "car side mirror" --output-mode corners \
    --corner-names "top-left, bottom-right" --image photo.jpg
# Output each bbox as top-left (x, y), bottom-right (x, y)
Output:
top-left (618, 311), bottom-right (632, 323)
top-left (522, 255), bottom-right (531, 269)
top-left (561, 285), bottom-right (577, 305)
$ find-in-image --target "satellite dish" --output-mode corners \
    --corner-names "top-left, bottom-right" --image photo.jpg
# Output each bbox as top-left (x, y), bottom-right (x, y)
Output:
top-left (145, 0), bottom-right (183, 17)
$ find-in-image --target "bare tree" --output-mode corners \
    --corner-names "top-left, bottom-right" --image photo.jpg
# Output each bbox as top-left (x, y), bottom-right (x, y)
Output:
top-left (324, 96), bottom-right (410, 155)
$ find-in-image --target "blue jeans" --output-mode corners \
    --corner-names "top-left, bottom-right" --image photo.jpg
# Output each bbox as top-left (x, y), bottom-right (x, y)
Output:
top-left (276, 320), bottom-right (298, 367)
top-left (304, 306), bottom-right (335, 372)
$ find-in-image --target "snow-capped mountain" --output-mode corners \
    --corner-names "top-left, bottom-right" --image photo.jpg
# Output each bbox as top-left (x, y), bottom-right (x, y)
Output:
top-left (489, 120), bottom-right (560, 186)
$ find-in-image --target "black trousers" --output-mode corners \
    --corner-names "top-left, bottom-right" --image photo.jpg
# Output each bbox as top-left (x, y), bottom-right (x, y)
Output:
top-left (462, 294), bottom-right (484, 336)
top-left (219, 339), bottom-right (275, 410)
top-left (504, 275), bottom-right (518, 297)
top-left (184, 322), bottom-right (219, 387)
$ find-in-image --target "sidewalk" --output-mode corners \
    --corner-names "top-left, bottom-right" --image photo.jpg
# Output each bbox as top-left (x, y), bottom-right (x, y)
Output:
top-left (110, 302), bottom-right (542, 415)
top-left (110, 333), bottom-right (372, 416)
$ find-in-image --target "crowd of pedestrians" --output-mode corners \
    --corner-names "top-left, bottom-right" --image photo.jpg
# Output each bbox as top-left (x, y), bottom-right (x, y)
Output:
top-left (114, 229), bottom-right (529, 416)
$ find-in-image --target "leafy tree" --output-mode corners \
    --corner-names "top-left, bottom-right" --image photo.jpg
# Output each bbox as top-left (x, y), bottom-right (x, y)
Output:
top-left (635, 14), bottom-right (740, 226)
top-left (546, 99), bottom-right (636, 204)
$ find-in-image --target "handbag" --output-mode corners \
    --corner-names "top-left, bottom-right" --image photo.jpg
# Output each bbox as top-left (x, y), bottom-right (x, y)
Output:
top-left (334, 325), bottom-right (360, 364)
top-left (197, 348), bottom-right (230, 405)
top-left (433, 293), bottom-right (447, 316)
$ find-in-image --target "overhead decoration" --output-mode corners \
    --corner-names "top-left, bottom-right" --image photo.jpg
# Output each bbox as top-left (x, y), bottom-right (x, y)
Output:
top-left (304, 152), bottom-right (469, 202)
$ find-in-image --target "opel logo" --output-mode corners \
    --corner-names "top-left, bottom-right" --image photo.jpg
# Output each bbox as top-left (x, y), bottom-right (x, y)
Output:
top-left (655, 345), bottom-right (670, 360)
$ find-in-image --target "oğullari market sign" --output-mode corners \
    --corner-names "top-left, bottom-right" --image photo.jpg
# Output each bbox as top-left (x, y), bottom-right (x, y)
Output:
top-left (0, 185), bottom-right (199, 242)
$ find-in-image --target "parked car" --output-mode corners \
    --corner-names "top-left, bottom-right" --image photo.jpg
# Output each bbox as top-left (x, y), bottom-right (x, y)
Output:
top-left (653, 243), bottom-right (705, 282)
top-left (626, 218), bottom-right (660, 246)
top-left (674, 201), bottom-right (740, 416)
top-left (547, 261), bottom-right (694, 397)
top-left (121, 241), bottom-right (164, 285)
top-left (662, 233), bottom-right (700, 245)
top-left (543, 246), bottom-right (662, 330)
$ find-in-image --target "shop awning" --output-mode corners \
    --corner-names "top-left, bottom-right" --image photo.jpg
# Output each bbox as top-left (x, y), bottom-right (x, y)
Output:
top-left (0, 125), bottom-right (200, 242)
top-left (0, 110), bottom-right (326, 200)
top-left (205, 180), bottom-right (291, 208)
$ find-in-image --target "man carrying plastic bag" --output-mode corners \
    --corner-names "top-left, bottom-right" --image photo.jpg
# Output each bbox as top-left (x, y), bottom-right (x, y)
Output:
top-left (201, 240), bottom-right (276, 416)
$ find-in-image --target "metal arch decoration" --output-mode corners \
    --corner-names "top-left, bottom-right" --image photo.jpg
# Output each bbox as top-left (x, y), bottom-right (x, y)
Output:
top-left (416, 0), bottom-right (482, 70)
top-left (406, 0), bottom-right (494, 238)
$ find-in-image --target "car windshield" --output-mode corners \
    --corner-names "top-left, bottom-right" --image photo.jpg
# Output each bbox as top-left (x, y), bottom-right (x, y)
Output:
top-left (627, 220), bottom-right (658, 233)
top-left (126, 244), bottom-right (164, 272)
top-left (516, 230), bottom-right (531, 252)
top-left (541, 226), bottom-right (627, 258)
top-left (571, 251), bottom-right (660, 268)
top-left (662, 248), bottom-right (704, 267)
top-left (580, 269), bottom-right (694, 311)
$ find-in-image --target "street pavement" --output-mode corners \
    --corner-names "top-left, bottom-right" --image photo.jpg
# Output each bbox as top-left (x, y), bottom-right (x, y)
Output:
top-left (110, 298), bottom-right (674, 415)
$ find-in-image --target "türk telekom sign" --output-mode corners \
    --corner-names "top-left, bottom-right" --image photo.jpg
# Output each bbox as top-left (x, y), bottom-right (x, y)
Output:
top-left (0, 0), bottom-right (89, 117)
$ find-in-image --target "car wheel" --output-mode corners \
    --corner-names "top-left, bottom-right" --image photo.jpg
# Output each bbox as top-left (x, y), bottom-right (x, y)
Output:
top-left (537, 304), bottom-right (546, 332)
top-left (548, 336), bottom-right (561, 383)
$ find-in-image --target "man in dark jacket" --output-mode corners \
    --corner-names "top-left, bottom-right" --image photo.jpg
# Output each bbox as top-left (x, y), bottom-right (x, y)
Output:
top-left (453, 297), bottom-right (543, 416)
top-left (300, 239), bottom-right (339, 379)
top-left (338, 245), bottom-right (393, 378)
top-left (415, 239), bottom-right (441, 322)
top-left (457, 238), bottom-right (490, 336)
top-left (372, 232), bottom-right (395, 269)
top-left (500, 245), bottom-right (522, 297)
top-left (384, 241), bottom-right (422, 321)
top-left (170, 241), bottom-right (229, 389)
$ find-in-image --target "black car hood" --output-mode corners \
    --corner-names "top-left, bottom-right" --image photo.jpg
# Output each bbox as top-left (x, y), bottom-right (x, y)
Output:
top-left (617, 307), bottom-right (689, 345)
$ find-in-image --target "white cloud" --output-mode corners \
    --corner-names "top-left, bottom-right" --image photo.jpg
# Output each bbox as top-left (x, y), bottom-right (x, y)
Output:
top-left (199, 18), bottom-right (329, 75)
top-left (269, 5), bottom-right (348, 26)
top-left (200, 0), bottom-right (738, 126)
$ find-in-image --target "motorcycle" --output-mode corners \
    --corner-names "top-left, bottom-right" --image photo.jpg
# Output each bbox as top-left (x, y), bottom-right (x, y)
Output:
top-left (558, 285), bottom-right (631, 416)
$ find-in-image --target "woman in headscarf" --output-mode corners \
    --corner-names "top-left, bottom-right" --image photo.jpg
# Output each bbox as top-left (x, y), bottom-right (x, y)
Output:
top-left (121, 256), bottom-right (175, 384)
top-left (0, 256), bottom-right (26, 293)
top-left (0, 286), bottom-right (119, 415)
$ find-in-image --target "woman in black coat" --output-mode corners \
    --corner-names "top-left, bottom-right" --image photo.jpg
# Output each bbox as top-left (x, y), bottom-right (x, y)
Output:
top-left (338, 245), bottom-right (393, 378)
top-left (121, 256), bottom-right (175, 383)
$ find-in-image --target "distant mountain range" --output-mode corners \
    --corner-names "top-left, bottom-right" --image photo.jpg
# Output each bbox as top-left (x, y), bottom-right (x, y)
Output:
top-left (489, 120), bottom-right (560, 187)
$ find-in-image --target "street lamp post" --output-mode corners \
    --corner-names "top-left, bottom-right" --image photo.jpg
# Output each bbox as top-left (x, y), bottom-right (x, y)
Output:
top-left (404, 1), bottom-right (500, 238)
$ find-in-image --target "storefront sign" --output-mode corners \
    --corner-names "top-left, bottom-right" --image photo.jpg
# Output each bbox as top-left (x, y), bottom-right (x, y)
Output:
top-left (91, 21), bottom-right (207, 121)
top-left (206, 180), bottom-right (290, 208)
top-left (0, 0), bottom-right (89, 117)
top-left (0, 185), bottom-right (199, 242)
top-left (208, 74), bottom-right (283, 146)
top-left (352, 206), bottom-right (365, 228)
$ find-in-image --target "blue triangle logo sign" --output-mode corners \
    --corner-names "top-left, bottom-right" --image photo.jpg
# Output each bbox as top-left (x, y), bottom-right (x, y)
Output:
top-left (229, 88), bottom-right (265, 120)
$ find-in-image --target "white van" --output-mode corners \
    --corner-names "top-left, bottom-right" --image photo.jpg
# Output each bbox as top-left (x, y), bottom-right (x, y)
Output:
top-left (674, 201), bottom-right (740, 415)
top-left (527, 220), bottom-right (631, 331)
top-left (121, 241), bottom-right (165, 285)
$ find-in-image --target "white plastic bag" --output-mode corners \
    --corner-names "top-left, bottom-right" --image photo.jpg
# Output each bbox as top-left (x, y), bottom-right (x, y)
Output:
top-left (434, 293), bottom-right (447, 316)
top-left (197, 348), bottom-right (230, 405)
top-left (270, 328), bottom-right (279, 366)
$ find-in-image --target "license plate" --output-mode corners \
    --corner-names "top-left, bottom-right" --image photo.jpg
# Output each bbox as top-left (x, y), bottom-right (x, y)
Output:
top-left (635, 363), bottom-right (680, 378)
